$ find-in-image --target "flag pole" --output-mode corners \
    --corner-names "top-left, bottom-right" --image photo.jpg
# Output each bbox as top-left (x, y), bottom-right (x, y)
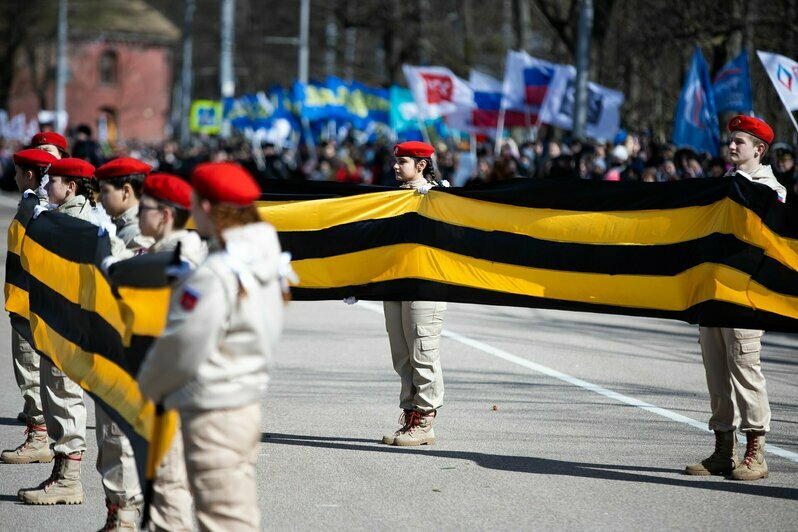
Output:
top-left (768, 87), bottom-right (798, 136)
top-left (494, 107), bottom-right (506, 156)
top-left (415, 116), bottom-right (441, 176)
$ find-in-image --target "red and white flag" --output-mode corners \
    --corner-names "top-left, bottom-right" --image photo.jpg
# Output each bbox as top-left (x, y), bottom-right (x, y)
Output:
top-left (402, 65), bottom-right (474, 120)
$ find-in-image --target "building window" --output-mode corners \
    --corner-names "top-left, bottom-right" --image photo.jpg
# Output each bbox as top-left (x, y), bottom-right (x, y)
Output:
top-left (99, 50), bottom-right (118, 85)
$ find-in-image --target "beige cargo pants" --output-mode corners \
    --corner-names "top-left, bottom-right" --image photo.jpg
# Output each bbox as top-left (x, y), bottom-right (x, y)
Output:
top-left (12, 331), bottom-right (44, 424)
top-left (95, 408), bottom-right (143, 508)
top-left (698, 326), bottom-right (771, 433)
top-left (181, 403), bottom-right (262, 532)
top-left (40, 357), bottom-right (86, 454)
top-left (383, 301), bottom-right (446, 413)
top-left (148, 425), bottom-right (194, 531)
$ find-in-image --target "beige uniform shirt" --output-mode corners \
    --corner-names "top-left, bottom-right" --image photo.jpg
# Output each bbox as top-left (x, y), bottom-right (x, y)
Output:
top-left (148, 229), bottom-right (207, 269)
top-left (114, 205), bottom-right (155, 251)
top-left (728, 164), bottom-right (787, 202)
top-left (138, 222), bottom-right (284, 411)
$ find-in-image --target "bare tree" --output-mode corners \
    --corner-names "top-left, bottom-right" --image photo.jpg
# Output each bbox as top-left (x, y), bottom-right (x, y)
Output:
top-left (0, 1), bottom-right (39, 110)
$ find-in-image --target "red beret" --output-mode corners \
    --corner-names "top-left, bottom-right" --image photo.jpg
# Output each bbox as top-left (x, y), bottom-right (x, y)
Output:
top-left (96, 157), bottom-right (152, 180)
top-left (394, 141), bottom-right (435, 158)
top-left (142, 173), bottom-right (192, 210)
top-left (49, 158), bottom-right (96, 179)
top-left (13, 149), bottom-right (58, 168)
top-left (728, 115), bottom-right (774, 145)
top-left (190, 162), bottom-right (260, 206)
top-left (31, 132), bottom-right (68, 152)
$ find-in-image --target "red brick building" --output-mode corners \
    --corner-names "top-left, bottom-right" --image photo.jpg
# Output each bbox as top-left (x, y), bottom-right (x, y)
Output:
top-left (8, 0), bottom-right (178, 144)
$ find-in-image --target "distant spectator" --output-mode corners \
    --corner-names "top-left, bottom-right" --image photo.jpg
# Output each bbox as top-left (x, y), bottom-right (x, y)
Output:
top-left (641, 167), bottom-right (658, 182)
top-left (659, 159), bottom-right (679, 182)
top-left (771, 142), bottom-right (797, 202)
top-left (71, 124), bottom-right (105, 166)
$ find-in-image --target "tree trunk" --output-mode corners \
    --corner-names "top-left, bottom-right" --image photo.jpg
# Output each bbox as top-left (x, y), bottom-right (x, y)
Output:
top-left (462, 0), bottom-right (474, 65)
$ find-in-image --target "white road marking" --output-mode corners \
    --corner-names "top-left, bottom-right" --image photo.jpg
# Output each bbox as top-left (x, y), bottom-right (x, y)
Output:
top-left (358, 301), bottom-right (798, 463)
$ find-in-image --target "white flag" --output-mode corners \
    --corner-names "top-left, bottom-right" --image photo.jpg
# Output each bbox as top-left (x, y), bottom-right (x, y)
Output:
top-left (757, 50), bottom-right (798, 111)
top-left (539, 65), bottom-right (625, 142)
top-left (8, 113), bottom-right (27, 141)
top-left (402, 65), bottom-right (474, 120)
top-left (26, 118), bottom-right (39, 140)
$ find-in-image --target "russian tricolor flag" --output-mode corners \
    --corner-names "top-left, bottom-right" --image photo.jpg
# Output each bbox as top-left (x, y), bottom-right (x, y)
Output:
top-left (501, 50), bottom-right (557, 124)
top-left (470, 70), bottom-right (529, 128)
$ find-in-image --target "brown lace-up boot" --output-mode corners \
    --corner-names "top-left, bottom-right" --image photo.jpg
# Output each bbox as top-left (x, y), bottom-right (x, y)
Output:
top-left (731, 431), bottom-right (768, 480)
top-left (20, 451), bottom-right (83, 505)
top-left (382, 409), bottom-right (414, 445)
top-left (18, 453), bottom-right (62, 500)
top-left (394, 410), bottom-right (436, 446)
top-left (685, 431), bottom-right (738, 476)
top-left (99, 498), bottom-right (140, 531)
top-left (1, 423), bottom-right (52, 464)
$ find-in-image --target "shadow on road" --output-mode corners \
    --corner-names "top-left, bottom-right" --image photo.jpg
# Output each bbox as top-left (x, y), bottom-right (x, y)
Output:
top-left (262, 432), bottom-right (798, 501)
top-left (0, 417), bottom-right (23, 427)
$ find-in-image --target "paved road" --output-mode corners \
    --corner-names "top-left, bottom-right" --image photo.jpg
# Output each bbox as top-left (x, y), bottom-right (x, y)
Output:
top-left (0, 194), bottom-right (796, 531)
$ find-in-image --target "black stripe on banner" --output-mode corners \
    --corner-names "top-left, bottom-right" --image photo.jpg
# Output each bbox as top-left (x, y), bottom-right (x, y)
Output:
top-left (5, 252), bottom-right (28, 291)
top-left (25, 211), bottom-right (112, 266)
top-left (446, 176), bottom-right (737, 211)
top-left (124, 335), bottom-right (157, 377)
top-left (14, 195), bottom-right (37, 226)
top-left (27, 276), bottom-right (127, 370)
top-left (290, 279), bottom-right (798, 333)
top-left (278, 214), bottom-right (798, 297)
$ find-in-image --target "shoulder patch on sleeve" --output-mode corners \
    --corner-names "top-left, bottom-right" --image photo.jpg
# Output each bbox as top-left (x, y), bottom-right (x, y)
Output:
top-left (180, 286), bottom-right (201, 311)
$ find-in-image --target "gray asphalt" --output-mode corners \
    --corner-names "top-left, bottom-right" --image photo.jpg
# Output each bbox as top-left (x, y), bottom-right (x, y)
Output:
top-left (0, 194), bottom-right (796, 531)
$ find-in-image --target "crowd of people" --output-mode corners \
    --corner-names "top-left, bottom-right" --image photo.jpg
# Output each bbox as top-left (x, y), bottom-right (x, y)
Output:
top-left (2, 124), bottom-right (797, 203)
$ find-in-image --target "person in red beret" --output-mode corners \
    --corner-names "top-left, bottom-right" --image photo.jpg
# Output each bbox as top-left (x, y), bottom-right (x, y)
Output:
top-left (138, 162), bottom-right (285, 531)
top-left (392, 140), bottom-right (449, 190)
top-left (94, 156), bottom-right (156, 527)
top-left (723, 115), bottom-right (786, 201)
top-left (380, 141), bottom-right (448, 447)
top-left (19, 156), bottom-right (99, 505)
top-left (138, 173), bottom-right (205, 265)
top-left (686, 115), bottom-right (786, 482)
top-left (0, 149), bottom-right (60, 469)
top-left (11, 148), bottom-right (57, 204)
top-left (44, 158), bottom-right (98, 212)
top-left (101, 172), bottom-right (207, 531)
top-left (30, 131), bottom-right (69, 159)
top-left (96, 157), bottom-right (154, 251)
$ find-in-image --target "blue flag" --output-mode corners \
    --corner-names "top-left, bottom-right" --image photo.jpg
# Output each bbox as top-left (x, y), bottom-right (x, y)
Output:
top-left (713, 50), bottom-right (753, 114)
top-left (673, 49), bottom-right (720, 156)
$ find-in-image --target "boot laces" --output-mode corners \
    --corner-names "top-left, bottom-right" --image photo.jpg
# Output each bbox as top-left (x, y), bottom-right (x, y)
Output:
top-left (397, 410), bottom-right (417, 430)
top-left (403, 411), bottom-right (427, 435)
top-left (13, 425), bottom-right (34, 451)
top-left (103, 499), bottom-right (120, 531)
top-left (741, 436), bottom-right (760, 467)
top-left (43, 454), bottom-right (63, 488)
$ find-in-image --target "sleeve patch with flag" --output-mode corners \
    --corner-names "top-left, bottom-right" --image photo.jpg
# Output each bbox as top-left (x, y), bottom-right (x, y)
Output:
top-left (180, 286), bottom-right (200, 311)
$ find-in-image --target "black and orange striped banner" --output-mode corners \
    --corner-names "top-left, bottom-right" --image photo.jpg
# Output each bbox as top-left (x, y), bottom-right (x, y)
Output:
top-left (4, 195), bottom-right (177, 490)
top-left (3, 175), bottom-right (797, 509)
top-left (259, 175), bottom-right (798, 332)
